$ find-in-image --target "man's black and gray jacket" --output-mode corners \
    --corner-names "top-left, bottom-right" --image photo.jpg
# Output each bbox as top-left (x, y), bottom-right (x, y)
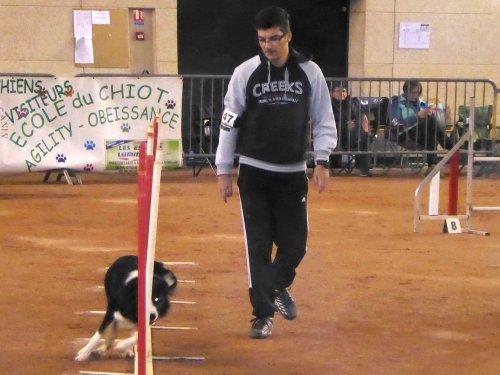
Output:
top-left (215, 48), bottom-right (337, 174)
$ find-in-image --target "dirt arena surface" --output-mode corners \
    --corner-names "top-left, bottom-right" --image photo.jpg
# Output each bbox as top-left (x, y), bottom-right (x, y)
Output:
top-left (0, 168), bottom-right (499, 375)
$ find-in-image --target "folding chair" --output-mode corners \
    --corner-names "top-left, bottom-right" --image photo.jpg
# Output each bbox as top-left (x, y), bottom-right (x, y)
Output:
top-left (455, 104), bottom-right (493, 147)
top-left (455, 104), bottom-right (496, 175)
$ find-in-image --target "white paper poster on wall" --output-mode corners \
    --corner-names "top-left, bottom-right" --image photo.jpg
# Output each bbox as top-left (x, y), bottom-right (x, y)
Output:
top-left (73, 10), bottom-right (94, 64)
top-left (74, 37), bottom-right (94, 64)
top-left (0, 76), bottom-right (183, 174)
top-left (399, 22), bottom-right (430, 49)
top-left (73, 10), bottom-right (92, 38)
top-left (92, 10), bottom-right (110, 25)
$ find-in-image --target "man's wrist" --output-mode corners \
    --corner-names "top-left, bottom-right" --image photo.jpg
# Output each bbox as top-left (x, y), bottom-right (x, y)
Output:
top-left (216, 163), bottom-right (233, 175)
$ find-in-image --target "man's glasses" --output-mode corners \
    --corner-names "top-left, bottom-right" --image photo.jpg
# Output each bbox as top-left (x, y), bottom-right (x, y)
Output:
top-left (257, 34), bottom-right (286, 45)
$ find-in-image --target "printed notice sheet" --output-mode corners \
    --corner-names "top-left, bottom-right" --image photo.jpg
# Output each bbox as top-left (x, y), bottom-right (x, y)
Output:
top-left (399, 22), bottom-right (430, 49)
top-left (92, 10), bottom-right (110, 25)
top-left (73, 10), bottom-right (94, 64)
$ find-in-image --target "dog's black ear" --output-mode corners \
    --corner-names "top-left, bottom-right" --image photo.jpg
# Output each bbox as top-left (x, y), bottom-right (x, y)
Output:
top-left (163, 270), bottom-right (177, 291)
top-left (153, 261), bottom-right (177, 292)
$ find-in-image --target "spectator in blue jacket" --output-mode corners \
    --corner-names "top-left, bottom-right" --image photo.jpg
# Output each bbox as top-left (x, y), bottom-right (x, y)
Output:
top-left (389, 80), bottom-right (453, 167)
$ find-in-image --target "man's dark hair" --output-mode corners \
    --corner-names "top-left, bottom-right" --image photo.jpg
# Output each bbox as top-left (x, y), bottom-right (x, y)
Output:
top-left (255, 6), bottom-right (290, 33)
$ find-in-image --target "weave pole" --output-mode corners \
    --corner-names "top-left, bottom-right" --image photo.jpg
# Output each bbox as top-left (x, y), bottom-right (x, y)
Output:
top-left (136, 114), bottom-right (161, 375)
top-left (137, 139), bottom-right (150, 375)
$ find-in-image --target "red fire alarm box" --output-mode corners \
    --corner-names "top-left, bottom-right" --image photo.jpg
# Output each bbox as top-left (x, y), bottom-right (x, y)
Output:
top-left (133, 9), bottom-right (144, 25)
top-left (136, 32), bottom-right (145, 41)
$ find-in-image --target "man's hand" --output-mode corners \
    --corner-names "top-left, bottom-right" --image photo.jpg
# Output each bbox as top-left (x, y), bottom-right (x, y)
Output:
top-left (217, 174), bottom-right (233, 203)
top-left (313, 165), bottom-right (330, 193)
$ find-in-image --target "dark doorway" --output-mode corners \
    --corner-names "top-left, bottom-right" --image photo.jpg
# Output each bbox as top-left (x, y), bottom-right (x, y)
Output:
top-left (178, 0), bottom-right (349, 77)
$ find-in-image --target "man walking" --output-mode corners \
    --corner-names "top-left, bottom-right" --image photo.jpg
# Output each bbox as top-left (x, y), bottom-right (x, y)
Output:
top-left (215, 6), bottom-right (337, 338)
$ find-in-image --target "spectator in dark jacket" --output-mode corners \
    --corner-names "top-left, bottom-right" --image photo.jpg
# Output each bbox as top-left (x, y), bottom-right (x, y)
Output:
top-left (331, 81), bottom-right (372, 177)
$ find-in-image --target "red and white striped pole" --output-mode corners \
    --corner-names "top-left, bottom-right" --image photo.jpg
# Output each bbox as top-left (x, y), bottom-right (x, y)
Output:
top-left (136, 114), bottom-right (161, 375)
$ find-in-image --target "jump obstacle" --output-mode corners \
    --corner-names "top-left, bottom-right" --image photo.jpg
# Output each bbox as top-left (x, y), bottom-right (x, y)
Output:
top-left (414, 97), bottom-right (500, 234)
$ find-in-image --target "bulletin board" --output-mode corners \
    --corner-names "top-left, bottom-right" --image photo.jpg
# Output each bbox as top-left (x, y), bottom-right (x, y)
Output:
top-left (75, 8), bottom-right (129, 68)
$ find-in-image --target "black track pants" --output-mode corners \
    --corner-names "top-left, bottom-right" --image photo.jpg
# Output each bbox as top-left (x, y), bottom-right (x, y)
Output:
top-left (237, 164), bottom-right (308, 318)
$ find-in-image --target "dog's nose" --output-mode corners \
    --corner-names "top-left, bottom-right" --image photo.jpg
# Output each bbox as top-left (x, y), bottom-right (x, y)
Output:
top-left (149, 313), bottom-right (158, 324)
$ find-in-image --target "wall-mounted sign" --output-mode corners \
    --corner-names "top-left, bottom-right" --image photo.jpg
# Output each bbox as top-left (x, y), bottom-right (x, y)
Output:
top-left (399, 22), bottom-right (430, 49)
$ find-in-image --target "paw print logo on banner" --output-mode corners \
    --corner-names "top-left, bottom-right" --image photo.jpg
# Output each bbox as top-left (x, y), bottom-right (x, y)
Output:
top-left (83, 163), bottom-right (94, 172)
top-left (166, 100), bottom-right (176, 109)
top-left (16, 108), bottom-right (29, 119)
top-left (64, 87), bottom-right (75, 97)
top-left (121, 123), bottom-right (131, 132)
top-left (37, 87), bottom-right (48, 98)
top-left (56, 154), bottom-right (67, 163)
top-left (84, 141), bottom-right (96, 150)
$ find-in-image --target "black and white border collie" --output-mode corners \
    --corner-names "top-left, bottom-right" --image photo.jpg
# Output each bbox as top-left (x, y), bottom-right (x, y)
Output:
top-left (75, 255), bottom-right (177, 361)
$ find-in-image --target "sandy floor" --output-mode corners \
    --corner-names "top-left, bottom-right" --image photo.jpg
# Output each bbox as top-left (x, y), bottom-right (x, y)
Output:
top-left (0, 168), bottom-right (499, 375)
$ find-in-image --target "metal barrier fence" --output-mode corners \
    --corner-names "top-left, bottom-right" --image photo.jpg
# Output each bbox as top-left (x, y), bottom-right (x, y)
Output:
top-left (1, 73), bottom-right (497, 176)
top-left (181, 75), bottom-right (229, 175)
top-left (181, 76), bottom-right (498, 175)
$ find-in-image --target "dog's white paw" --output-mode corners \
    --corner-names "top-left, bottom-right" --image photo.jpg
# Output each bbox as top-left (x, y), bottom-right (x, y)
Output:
top-left (75, 331), bottom-right (103, 362)
top-left (114, 339), bottom-right (135, 352)
top-left (120, 348), bottom-right (135, 358)
top-left (96, 344), bottom-right (109, 357)
top-left (114, 335), bottom-right (137, 359)
top-left (75, 349), bottom-right (92, 362)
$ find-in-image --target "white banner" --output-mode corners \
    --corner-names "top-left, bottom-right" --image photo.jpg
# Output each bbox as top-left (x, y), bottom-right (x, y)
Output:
top-left (0, 76), bottom-right (183, 174)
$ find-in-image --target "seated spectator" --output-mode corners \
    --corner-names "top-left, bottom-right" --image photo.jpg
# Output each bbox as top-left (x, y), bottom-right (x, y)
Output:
top-left (331, 81), bottom-right (372, 177)
top-left (389, 80), bottom-right (454, 168)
